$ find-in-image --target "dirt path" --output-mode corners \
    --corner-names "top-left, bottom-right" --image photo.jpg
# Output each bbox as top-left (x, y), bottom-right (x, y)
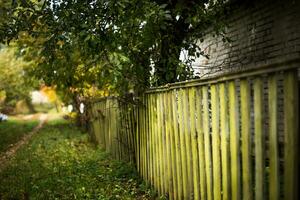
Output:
top-left (0, 114), bottom-right (48, 171)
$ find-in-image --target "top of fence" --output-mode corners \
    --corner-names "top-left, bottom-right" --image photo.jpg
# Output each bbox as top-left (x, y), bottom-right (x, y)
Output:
top-left (145, 58), bottom-right (300, 93)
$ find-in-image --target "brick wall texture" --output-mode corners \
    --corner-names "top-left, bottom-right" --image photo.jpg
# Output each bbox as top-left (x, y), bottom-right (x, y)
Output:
top-left (193, 0), bottom-right (300, 76)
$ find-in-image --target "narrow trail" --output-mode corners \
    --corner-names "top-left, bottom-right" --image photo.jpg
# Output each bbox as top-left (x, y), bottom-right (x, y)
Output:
top-left (0, 114), bottom-right (48, 171)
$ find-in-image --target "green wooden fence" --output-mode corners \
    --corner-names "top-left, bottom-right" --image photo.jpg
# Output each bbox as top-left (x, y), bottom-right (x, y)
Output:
top-left (88, 61), bottom-right (299, 200)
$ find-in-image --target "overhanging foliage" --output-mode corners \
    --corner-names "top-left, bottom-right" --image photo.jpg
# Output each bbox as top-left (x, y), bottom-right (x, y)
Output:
top-left (0, 0), bottom-right (229, 97)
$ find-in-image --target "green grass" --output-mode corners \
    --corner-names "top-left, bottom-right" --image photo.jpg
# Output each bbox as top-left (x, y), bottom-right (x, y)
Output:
top-left (0, 119), bottom-right (39, 153)
top-left (0, 119), bottom-right (155, 200)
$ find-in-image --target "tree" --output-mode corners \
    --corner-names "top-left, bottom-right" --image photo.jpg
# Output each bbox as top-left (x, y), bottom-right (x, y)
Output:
top-left (0, 45), bottom-right (37, 111)
top-left (0, 0), bottom-right (228, 95)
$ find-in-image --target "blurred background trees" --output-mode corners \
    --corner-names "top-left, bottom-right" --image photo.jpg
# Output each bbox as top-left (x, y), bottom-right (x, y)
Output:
top-left (0, 45), bottom-right (37, 113)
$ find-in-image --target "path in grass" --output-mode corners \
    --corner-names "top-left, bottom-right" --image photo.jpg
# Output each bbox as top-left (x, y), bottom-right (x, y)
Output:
top-left (0, 119), bottom-right (154, 200)
top-left (0, 114), bottom-right (47, 171)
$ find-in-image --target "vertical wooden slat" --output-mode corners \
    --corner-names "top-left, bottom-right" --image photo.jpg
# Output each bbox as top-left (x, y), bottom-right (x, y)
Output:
top-left (178, 89), bottom-right (188, 199)
top-left (189, 87), bottom-right (200, 200)
top-left (229, 81), bottom-right (241, 200)
top-left (110, 100), bottom-right (115, 157)
top-left (128, 105), bottom-right (134, 162)
top-left (100, 102), bottom-right (105, 148)
top-left (211, 84), bottom-right (222, 200)
top-left (127, 105), bottom-right (134, 162)
top-left (268, 74), bottom-right (279, 200)
top-left (156, 94), bottom-right (163, 195)
top-left (164, 92), bottom-right (173, 198)
top-left (143, 97), bottom-right (148, 179)
top-left (158, 93), bottom-right (165, 195)
top-left (144, 97), bottom-right (148, 179)
top-left (168, 90), bottom-right (177, 200)
top-left (172, 90), bottom-right (183, 199)
top-left (219, 83), bottom-right (231, 200)
top-left (140, 98), bottom-right (144, 176)
top-left (124, 104), bottom-right (129, 160)
top-left (254, 77), bottom-right (264, 200)
top-left (109, 99), bottom-right (112, 152)
top-left (183, 89), bottom-right (193, 199)
top-left (240, 79), bottom-right (252, 200)
top-left (162, 92), bottom-right (172, 194)
top-left (97, 103), bottom-right (101, 144)
top-left (283, 70), bottom-right (299, 200)
top-left (151, 94), bottom-right (155, 185)
top-left (147, 94), bottom-right (153, 185)
top-left (115, 100), bottom-right (119, 159)
top-left (196, 87), bottom-right (207, 200)
top-left (136, 100), bottom-right (140, 172)
top-left (105, 100), bottom-right (109, 151)
top-left (154, 94), bottom-right (161, 191)
top-left (161, 93), bottom-right (166, 195)
top-left (152, 94), bottom-right (157, 189)
top-left (202, 86), bottom-right (213, 200)
top-left (94, 103), bottom-right (98, 141)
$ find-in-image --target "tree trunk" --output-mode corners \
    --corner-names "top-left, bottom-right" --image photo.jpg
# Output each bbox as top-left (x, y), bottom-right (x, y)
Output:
top-left (153, 3), bottom-right (191, 86)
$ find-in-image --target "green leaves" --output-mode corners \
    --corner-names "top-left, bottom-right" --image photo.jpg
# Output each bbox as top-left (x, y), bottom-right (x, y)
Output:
top-left (0, 0), bottom-right (228, 98)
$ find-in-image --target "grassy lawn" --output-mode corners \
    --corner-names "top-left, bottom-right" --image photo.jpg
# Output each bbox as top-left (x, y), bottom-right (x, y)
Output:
top-left (0, 118), bottom-right (39, 153)
top-left (0, 119), bottom-right (155, 200)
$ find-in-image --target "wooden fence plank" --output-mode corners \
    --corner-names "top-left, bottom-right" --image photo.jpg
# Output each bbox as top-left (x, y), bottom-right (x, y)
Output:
top-left (178, 89), bottom-right (188, 199)
top-left (110, 100), bottom-right (115, 158)
top-left (154, 94), bottom-right (161, 194)
top-left (136, 101), bottom-right (140, 172)
top-left (229, 81), bottom-right (241, 200)
top-left (283, 70), bottom-right (299, 200)
top-left (128, 105), bottom-right (134, 162)
top-left (196, 87), bottom-right (207, 200)
top-left (105, 100), bottom-right (109, 151)
top-left (202, 86), bottom-right (213, 200)
top-left (268, 74), bottom-right (279, 200)
top-left (219, 82), bottom-right (231, 200)
top-left (161, 93), bottom-right (167, 194)
top-left (100, 102), bottom-right (105, 148)
top-left (144, 97), bottom-right (148, 180)
top-left (168, 91), bottom-right (177, 200)
top-left (161, 93), bottom-right (167, 195)
top-left (240, 79), bottom-right (252, 200)
top-left (147, 94), bottom-right (153, 185)
top-left (156, 93), bottom-right (163, 195)
top-left (115, 101), bottom-right (120, 160)
top-left (211, 84), bottom-right (221, 200)
top-left (152, 94), bottom-right (157, 189)
top-left (151, 94), bottom-right (155, 185)
top-left (139, 99), bottom-right (144, 176)
top-left (172, 90), bottom-right (183, 199)
top-left (254, 77), bottom-right (265, 200)
top-left (183, 89), bottom-right (193, 199)
top-left (188, 87), bottom-right (200, 200)
top-left (164, 92), bottom-right (173, 198)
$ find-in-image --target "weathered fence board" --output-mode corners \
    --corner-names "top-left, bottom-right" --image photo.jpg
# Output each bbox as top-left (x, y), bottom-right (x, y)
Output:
top-left (240, 79), bottom-right (252, 200)
top-left (188, 87), bottom-right (200, 200)
top-left (269, 74), bottom-right (279, 200)
top-left (88, 64), bottom-right (299, 200)
top-left (283, 71), bottom-right (299, 200)
top-left (228, 81), bottom-right (241, 200)
top-left (211, 84), bottom-right (221, 200)
top-left (254, 77), bottom-right (265, 200)
top-left (220, 82), bottom-right (231, 200)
